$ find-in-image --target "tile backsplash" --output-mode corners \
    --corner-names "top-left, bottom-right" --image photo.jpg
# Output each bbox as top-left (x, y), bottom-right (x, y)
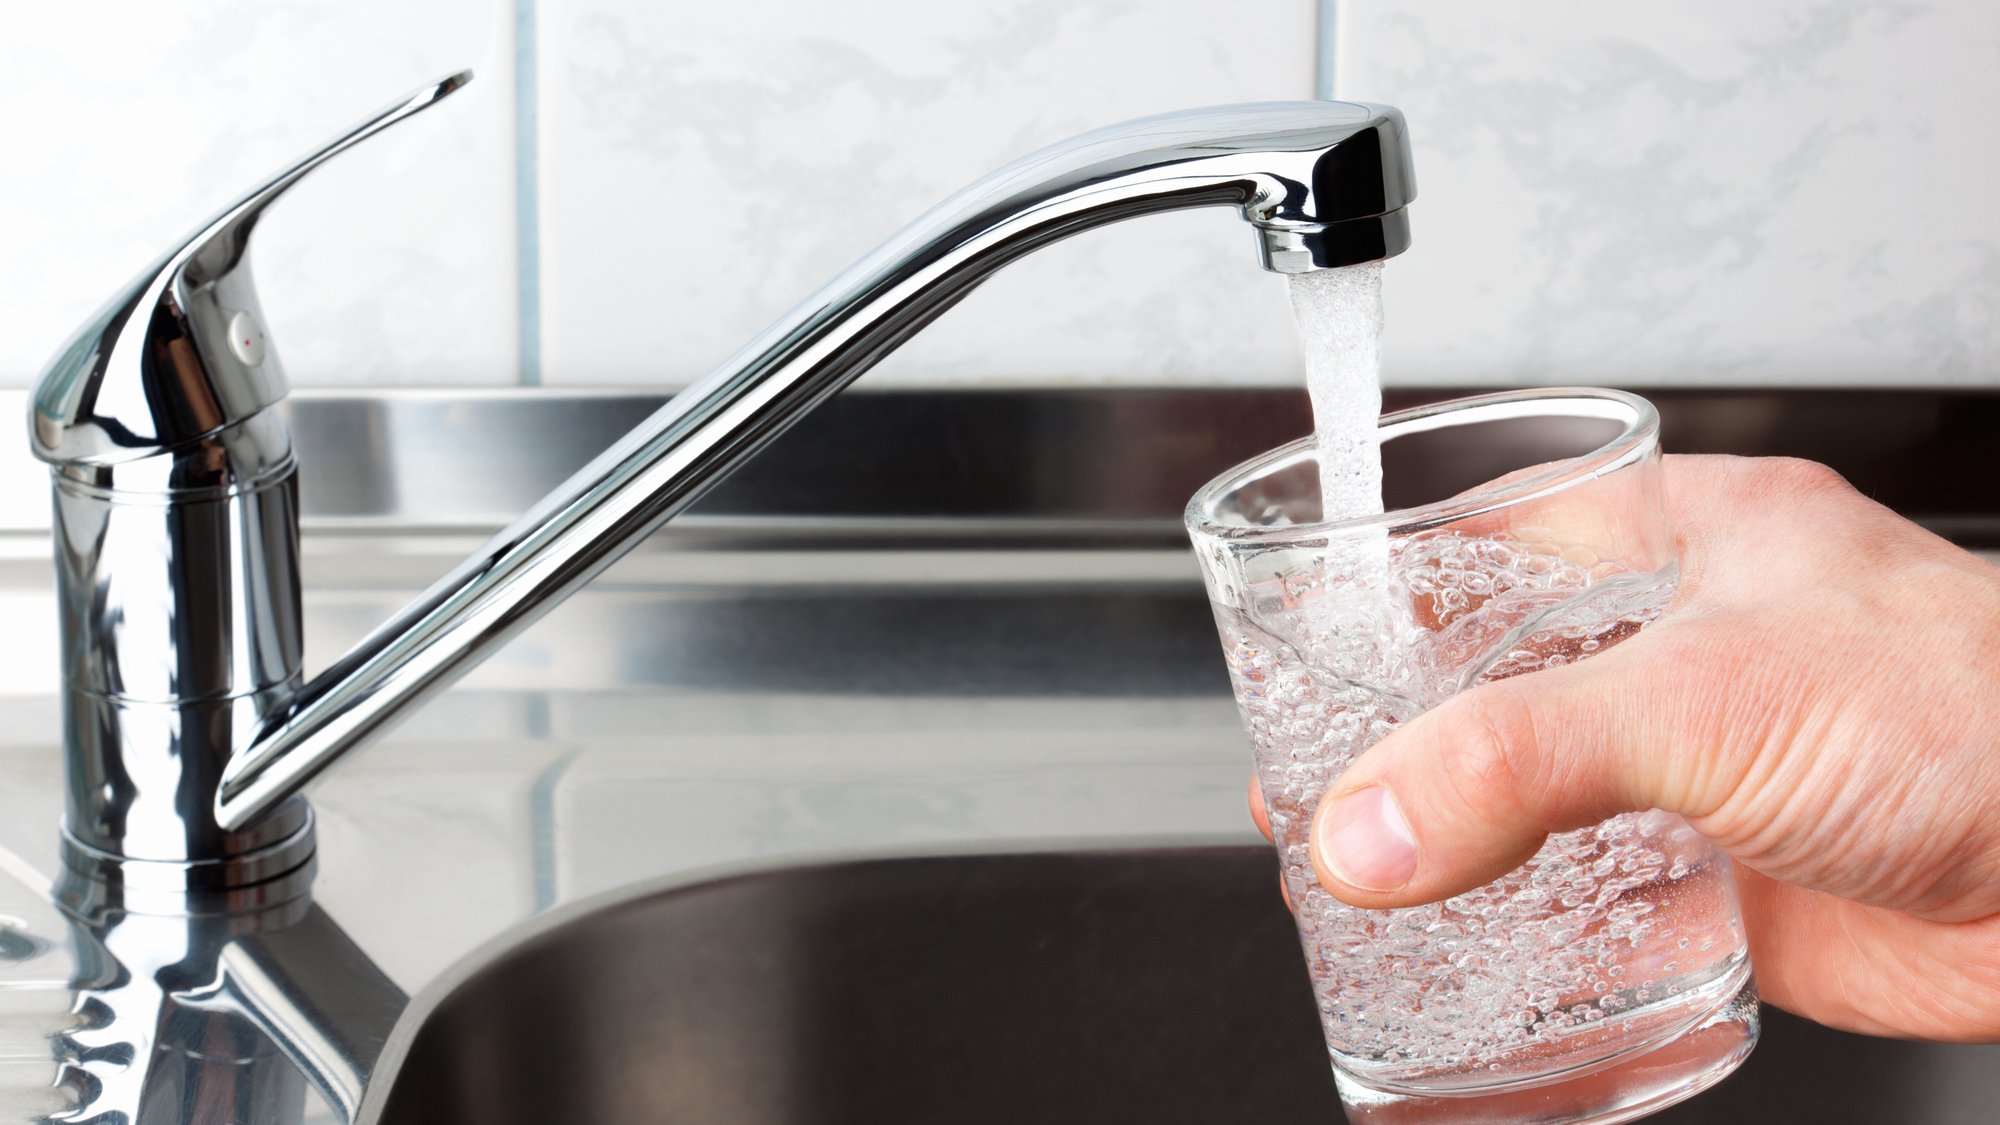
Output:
top-left (1344, 0), bottom-right (2000, 387)
top-left (1, 0), bottom-right (1993, 392)
top-left (535, 0), bottom-right (1314, 387)
top-left (0, 1), bottom-right (519, 389)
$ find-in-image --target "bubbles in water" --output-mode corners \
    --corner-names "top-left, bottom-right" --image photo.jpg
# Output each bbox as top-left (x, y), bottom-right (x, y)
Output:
top-left (1247, 267), bottom-right (1747, 1085)
top-left (1218, 534), bottom-right (1746, 1081)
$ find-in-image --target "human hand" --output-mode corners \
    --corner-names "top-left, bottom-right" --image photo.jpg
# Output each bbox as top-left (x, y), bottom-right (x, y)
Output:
top-left (1254, 454), bottom-right (2000, 1042)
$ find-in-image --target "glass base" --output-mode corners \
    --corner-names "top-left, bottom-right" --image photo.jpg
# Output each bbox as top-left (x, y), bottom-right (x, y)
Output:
top-left (1334, 978), bottom-right (1760, 1125)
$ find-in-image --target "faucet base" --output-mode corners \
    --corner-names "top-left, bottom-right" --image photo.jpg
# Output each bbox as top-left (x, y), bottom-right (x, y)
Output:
top-left (55, 807), bottom-right (318, 920)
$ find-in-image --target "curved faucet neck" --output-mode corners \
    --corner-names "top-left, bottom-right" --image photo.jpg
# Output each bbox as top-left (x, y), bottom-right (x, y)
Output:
top-left (31, 94), bottom-right (1414, 891)
top-left (221, 99), bottom-right (1415, 833)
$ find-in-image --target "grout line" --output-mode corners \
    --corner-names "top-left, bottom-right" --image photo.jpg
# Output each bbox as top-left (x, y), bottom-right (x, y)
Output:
top-left (1314, 0), bottom-right (1340, 100)
top-left (513, 0), bottom-right (544, 386)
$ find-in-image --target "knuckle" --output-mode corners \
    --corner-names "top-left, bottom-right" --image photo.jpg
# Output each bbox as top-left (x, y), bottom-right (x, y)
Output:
top-left (1759, 456), bottom-right (1853, 498)
top-left (1675, 457), bottom-right (1861, 600)
top-left (1435, 690), bottom-right (1545, 818)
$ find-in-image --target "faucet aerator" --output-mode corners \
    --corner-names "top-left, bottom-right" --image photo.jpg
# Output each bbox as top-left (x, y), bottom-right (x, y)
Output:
top-left (1255, 210), bottom-right (1414, 274)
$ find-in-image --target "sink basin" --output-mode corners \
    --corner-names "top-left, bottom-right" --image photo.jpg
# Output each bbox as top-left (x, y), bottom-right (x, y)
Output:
top-left (372, 847), bottom-right (2000, 1124)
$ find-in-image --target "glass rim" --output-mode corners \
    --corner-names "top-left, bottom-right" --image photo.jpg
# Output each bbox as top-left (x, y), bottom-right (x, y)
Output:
top-left (1184, 387), bottom-right (1660, 543)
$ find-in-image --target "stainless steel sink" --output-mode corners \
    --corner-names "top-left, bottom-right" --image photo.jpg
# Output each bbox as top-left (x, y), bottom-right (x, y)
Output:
top-left (3, 387), bottom-right (1999, 1124)
top-left (370, 848), bottom-right (2000, 1125)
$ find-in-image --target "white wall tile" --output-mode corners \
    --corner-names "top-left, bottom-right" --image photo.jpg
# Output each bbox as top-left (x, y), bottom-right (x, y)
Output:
top-left (0, 2), bottom-right (518, 391)
top-left (1340, 0), bottom-right (2000, 386)
top-left (536, 1), bottom-right (1320, 387)
top-left (9, 2), bottom-right (1985, 398)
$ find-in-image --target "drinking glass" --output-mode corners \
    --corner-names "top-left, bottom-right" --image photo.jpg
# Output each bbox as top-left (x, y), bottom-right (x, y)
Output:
top-left (1185, 388), bottom-right (1757, 1124)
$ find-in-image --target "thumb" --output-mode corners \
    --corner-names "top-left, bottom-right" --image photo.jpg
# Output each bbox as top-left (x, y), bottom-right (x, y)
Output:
top-left (1308, 627), bottom-right (1742, 909)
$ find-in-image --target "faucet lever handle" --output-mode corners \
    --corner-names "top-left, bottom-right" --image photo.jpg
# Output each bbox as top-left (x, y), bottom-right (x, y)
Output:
top-left (29, 71), bottom-right (472, 468)
top-left (169, 70), bottom-right (474, 300)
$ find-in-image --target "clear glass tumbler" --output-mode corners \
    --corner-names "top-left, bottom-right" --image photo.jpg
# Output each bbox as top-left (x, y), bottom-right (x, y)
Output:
top-left (1186, 389), bottom-right (1757, 1124)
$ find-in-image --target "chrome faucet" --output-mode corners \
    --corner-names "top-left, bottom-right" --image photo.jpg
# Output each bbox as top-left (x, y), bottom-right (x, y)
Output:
top-left (27, 72), bottom-right (1413, 1120)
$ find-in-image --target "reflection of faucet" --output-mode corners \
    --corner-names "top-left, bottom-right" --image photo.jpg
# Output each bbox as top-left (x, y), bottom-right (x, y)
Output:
top-left (26, 72), bottom-right (1414, 1119)
top-left (54, 893), bottom-right (403, 1122)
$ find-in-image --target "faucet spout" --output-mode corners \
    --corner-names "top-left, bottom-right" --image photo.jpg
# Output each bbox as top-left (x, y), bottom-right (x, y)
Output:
top-left (29, 84), bottom-right (1412, 875)
top-left (216, 100), bottom-right (1415, 831)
